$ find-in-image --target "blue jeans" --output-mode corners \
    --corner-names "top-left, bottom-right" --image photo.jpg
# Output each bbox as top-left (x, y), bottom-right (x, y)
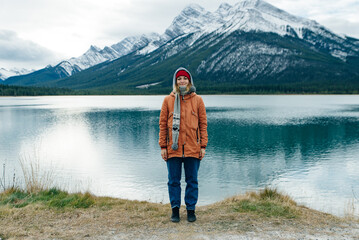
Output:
top-left (166, 157), bottom-right (200, 210)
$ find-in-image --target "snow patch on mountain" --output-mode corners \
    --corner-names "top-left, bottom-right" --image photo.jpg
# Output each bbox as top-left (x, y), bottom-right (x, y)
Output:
top-left (55, 61), bottom-right (81, 76)
top-left (210, 0), bottom-right (318, 39)
top-left (115, 33), bottom-right (164, 56)
top-left (164, 4), bottom-right (224, 40)
top-left (66, 45), bottom-right (118, 71)
top-left (136, 82), bottom-right (161, 89)
top-left (56, 33), bottom-right (165, 76)
top-left (0, 68), bottom-right (33, 80)
top-left (196, 39), bottom-right (300, 80)
top-left (137, 42), bottom-right (160, 55)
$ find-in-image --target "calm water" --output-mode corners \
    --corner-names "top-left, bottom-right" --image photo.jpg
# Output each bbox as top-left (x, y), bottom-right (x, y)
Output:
top-left (1, 95), bottom-right (359, 216)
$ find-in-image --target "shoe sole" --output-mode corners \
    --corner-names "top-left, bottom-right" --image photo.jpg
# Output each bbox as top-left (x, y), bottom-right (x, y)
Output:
top-left (171, 217), bottom-right (180, 222)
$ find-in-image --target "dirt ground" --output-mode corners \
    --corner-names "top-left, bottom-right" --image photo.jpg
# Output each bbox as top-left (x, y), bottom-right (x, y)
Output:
top-left (1, 194), bottom-right (359, 240)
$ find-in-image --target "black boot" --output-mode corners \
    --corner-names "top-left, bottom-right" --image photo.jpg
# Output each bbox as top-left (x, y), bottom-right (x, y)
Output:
top-left (171, 207), bottom-right (180, 222)
top-left (187, 209), bottom-right (196, 222)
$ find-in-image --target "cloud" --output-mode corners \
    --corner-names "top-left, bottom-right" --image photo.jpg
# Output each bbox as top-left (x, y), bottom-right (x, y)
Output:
top-left (267, 0), bottom-right (359, 38)
top-left (319, 19), bottom-right (359, 38)
top-left (0, 30), bottom-right (60, 69)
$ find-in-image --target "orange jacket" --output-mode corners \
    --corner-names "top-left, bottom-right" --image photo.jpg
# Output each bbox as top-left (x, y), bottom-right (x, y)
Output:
top-left (159, 92), bottom-right (208, 159)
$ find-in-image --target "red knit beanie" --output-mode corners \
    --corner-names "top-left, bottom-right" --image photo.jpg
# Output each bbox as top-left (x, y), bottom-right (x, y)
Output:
top-left (175, 70), bottom-right (191, 83)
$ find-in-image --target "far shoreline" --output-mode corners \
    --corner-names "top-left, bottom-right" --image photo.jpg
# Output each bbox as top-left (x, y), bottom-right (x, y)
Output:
top-left (2, 93), bottom-right (359, 97)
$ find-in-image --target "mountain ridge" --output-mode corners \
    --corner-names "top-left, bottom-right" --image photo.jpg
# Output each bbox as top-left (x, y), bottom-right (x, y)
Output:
top-left (0, 67), bottom-right (34, 81)
top-left (3, 0), bottom-right (359, 92)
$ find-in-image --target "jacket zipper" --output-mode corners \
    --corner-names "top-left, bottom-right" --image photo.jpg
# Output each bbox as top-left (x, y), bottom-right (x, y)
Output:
top-left (182, 94), bottom-right (184, 157)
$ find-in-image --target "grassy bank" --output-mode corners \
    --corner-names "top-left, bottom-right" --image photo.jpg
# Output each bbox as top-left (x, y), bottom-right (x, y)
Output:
top-left (1, 160), bottom-right (358, 239)
top-left (1, 187), bottom-right (358, 240)
top-left (0, 187), bottom-right (297, 218)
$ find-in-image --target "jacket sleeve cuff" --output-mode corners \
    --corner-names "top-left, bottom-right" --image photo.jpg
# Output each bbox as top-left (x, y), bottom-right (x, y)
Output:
top-left (201, 146), bottom-right (206, 149)
top-left (161, 146), bottom-right (167, 149)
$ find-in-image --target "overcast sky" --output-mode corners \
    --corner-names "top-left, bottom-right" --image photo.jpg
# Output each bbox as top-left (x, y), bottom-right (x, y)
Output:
top-left (1, 0), bottom-right (358, 70)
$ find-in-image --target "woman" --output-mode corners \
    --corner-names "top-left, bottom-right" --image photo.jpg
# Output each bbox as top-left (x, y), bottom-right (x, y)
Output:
top-left (159, 67), bottom-right (208, 222)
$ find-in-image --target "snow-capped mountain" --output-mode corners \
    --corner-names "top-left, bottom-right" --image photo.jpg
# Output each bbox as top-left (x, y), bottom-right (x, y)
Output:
top-left (112, 33), bottom-right (164, 56)
top-left (66, 45), bottom-right (119, 71)
top-left (2, 32), bottom-right (164, 81)
top-left (0, 68), bottom-right (33, 81)
top-left (52, 45), bottom-right (119, 76)
top-left (162, 0), bottom-right (359, 61)
top-left (4, 0), bottom-right (359, 90)
top-left (65, 0), bottom-right (359, 64)
top-left (163, 4), bottom-right (224, 40)
top-left (54, 33), bottom-right (164, 76)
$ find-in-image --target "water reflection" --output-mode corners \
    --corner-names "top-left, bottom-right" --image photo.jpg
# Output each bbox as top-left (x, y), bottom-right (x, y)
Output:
top-left (204, 112), bottom-right (359, 215)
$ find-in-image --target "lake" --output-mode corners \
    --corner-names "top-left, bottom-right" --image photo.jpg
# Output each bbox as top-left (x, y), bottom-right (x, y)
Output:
top-left (0, 95), bottom-right (359, 216)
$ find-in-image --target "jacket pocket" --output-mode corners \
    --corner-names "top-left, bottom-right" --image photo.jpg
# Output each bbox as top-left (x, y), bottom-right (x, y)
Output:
top-left (167, 127), bottom-right (169, 144)
top-left (190, 110), bottom-right (199, 129)
top-left (196, 127), bottom-right (199, 143)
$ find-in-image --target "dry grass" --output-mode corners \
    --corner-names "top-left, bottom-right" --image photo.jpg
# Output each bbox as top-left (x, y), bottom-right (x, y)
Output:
top-left (0, 163), bottom-right (17, 192)
top-left (18, 152), bottom-right (55, 194)
top-left (1, 188), bottom-right (358, 240)
top-left (344, 198), bottom-right (359, 221)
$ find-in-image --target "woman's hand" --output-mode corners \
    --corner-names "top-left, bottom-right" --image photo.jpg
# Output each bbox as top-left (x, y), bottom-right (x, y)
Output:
top-left (199, 148), bottom-right (206, 159)
top-left (161, 149), bottom-right (168, 161)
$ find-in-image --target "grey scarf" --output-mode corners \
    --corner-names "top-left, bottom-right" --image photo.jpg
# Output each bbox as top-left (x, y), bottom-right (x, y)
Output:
top-left (171, 85), bottom-right (196, 150)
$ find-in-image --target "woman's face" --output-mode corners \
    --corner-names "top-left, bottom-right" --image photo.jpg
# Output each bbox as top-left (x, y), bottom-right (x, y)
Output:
top-left (176, 76), bottom-right (189, 86)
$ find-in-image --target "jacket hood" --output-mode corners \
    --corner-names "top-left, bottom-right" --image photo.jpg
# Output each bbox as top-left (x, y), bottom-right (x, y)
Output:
top-left (172, 67), bottom-right (194, 89)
